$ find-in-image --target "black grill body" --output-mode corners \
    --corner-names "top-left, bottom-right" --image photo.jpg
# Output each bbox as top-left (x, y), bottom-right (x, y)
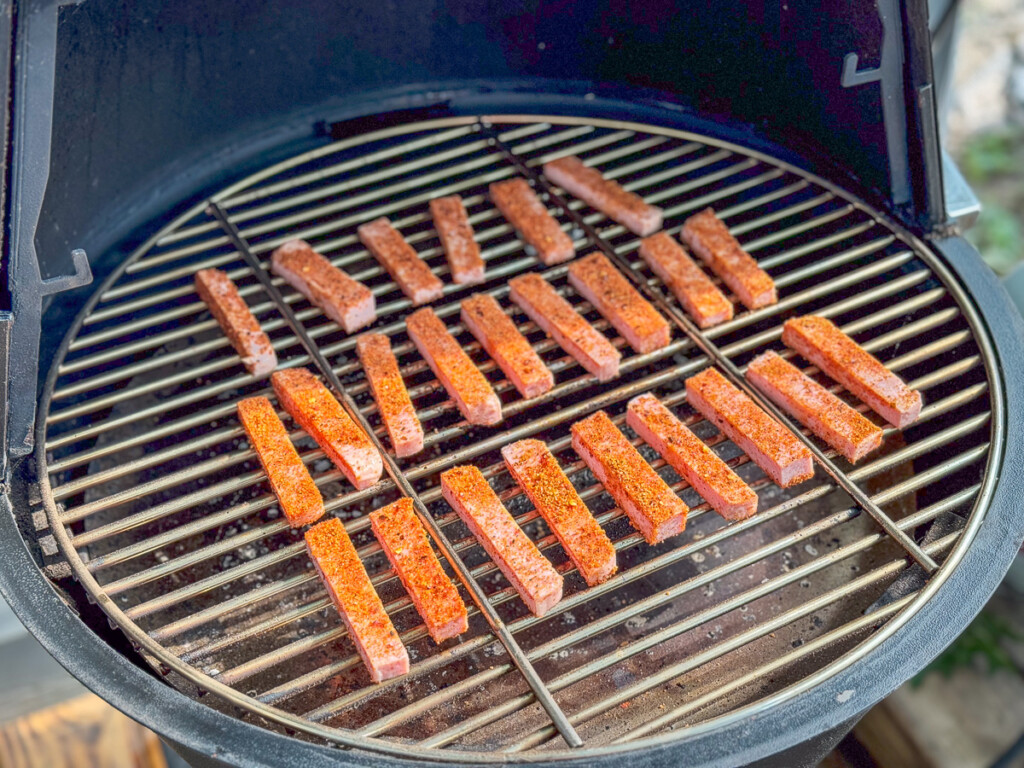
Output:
top-left (2, 3), bottom-right (1023, 768)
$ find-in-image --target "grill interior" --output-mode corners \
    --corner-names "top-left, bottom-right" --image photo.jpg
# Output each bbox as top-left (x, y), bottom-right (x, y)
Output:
top-left (38, 115), bottom-right (998, 759)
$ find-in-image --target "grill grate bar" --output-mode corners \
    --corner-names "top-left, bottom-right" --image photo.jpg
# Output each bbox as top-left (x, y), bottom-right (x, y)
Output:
top-left (424, 498), bottom-right (966, 750)
top-left (490, 127), bottom-right (938, 572)
top-left (205, 202), bottom-right (586, 749)
top-left (59, 292), bottom-right (973, 586)
top-left (118, 375), bottom-right (984, 641)
top-left (216, 122), bottom-right (548, 211)
top-left (153, 125), bottom-right (487, 249)
top-left (64, 153), bottom-right (768, 362)
top-left (96, 125), bottom-right (636, 305)
top-left (39, 117), bottom-right (998, 757)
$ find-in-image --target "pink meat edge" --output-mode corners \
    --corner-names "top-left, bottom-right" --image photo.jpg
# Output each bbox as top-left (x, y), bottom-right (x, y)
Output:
top-left (409, 283), bottom-right (445, 306)
top-left (460, 307), bottom-right (554, 400)
top-left (408, 329), bottom-right (502, 427)
top-left (340, 297), bottom-right (377, 334)
top-left (686, 385), bottom-right (807, 489)
top-left (391, 415), bottom-right (425, 458)
top-left (440, 484), bottom-right (561, 617)
top-left (571, 432), bottom-right (685, 545)
top-left (335, 448), bottom-right (383, 491)
top-left (241, 346), bottom-right (277, 378)
top-left (536, 241), bottom-right (575, 266)
top-left (452, 265), bottom-right (486, 285)
top-left (309, 558), bottom-right (409, 683)
top-left (510, 286), bottom-right (620, 381)
top-left (624, 408), bottom-right (757, 522)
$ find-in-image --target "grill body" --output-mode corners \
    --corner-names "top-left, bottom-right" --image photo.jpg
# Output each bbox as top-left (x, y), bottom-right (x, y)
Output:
top-left (2, 3), bottom-right (1024, 768)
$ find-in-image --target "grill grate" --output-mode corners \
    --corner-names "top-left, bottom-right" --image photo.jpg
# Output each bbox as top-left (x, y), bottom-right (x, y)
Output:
top-left (38, 115), bottom-right (999, 760)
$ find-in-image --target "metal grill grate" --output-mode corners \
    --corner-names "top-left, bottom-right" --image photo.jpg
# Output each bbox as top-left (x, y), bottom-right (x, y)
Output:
top-left (38, 115), bottom-right (999, 760)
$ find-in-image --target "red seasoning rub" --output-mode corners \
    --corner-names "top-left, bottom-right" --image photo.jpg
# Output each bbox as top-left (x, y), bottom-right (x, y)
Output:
top-left (567, 252), bottom-right (671, 354)
top-left (782, 316), bottom-right (923, 429)
top-left (638, 231), bottom-right (734, 329)
top-left (305, 518), bottom-right (409, 683)
top-left (461, 293), bottom-right (554, 399)
top-left (543, 155), bottom-right (663, 237)
top-left (357, 217), bottom-right (444, 305)
top-left (195, 268), bottom-right (277, 377)
top-left (356, 333), bottom-right (425, 458)
top-left (237, 396), bottom-right (323, 527)
top-left (686, 367), bottom-right (814, 488)
top-left (490, 178), bottom-right (574, 265)
top-left (747, 351), bottom-right (883, 463)
top-left (571, 410), bottom-right (688, 544)
top-left (271, 368), bottom-right (383, 491)
top-left (502, 439), bottom-right (617, 586)
top-left (270, 240), bottom-right (376, 334)
top-left (441, 465), bottom-right (563, 617)
top-left (430, 195), bottom-right (485, 285)
top-left (405, 307), bottom-right (502, 426)
top-left (369, 498), bottom-right (468, 644)
top-left (680, 208), bottom-right (777, 310)
top-left (508, 273), bottom-right (621, 382)
top-left (627, 393), bottom-right (758, 521)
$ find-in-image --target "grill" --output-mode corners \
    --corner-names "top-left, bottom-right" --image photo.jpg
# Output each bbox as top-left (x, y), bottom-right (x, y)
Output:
top-left (36, 114), bottom-right (1000, 759)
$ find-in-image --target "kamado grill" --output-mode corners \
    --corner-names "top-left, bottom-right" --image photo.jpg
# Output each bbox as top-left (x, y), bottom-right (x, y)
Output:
top-left (2, 2), bottom-right (1024, 767)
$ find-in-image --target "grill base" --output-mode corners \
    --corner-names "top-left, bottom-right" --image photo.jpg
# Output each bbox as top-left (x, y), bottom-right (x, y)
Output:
top-left (11, 105), bottom-right (1021, 765)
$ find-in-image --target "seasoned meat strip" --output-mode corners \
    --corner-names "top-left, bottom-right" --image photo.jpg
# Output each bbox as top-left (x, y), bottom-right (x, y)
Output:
top-left (502, 439), bottom-right (617, 586)
top-left (567, 252), bottom-right (671, 354)
top-left (543, 155), bottom-right (663, 236)
top-left (747, 350), bottom-right (884, 463)
top-left (627, 392), bottom-right (758, 521)
top-left (237, 396), bottom-right (323, 527)
top-left (356, 333), bottom-right (425, 458)
top-left (271, 368), bottom-right (383, 491)
top-left (195, 268), bottom-right (277, 377)
top-left (305, 518), bottom-right (409, 682)
top-left (638, 231), bottom-right (733, 329)
top-left (461, 293), bottom-right (553, 399)
top-left (406, 307), bottom-right (502, 426)
top-left (680, 208), bottom-right (777, 310)
top-left (430, 195), bottom-right (485, 285)
top-left (370, 498), bottom-right (468, 643)
top-left (490, 178), bottom-right (574, 265)
top-left (441, 465), bottom-right (563, 616)
top-left (782, 316), bottom-right (923, 428)
top-left (571, 410), bottom-right (688, 544)
top-left (271, 239), bottom-right (375, 333)
top-left (508, 273), bottom-right (621, 381)
top-left (358, 217), bottom-right (444, 305)
top-left (685, 368), bottom-right (814, 488)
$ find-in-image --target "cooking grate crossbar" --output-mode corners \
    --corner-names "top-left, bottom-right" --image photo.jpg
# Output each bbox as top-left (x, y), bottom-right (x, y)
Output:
top-left (484, 124), bottom-right (938, 573)
top-left (39, 116), bottom-right (998, 759)
top-left (205, 200), bottom-right (585, 748)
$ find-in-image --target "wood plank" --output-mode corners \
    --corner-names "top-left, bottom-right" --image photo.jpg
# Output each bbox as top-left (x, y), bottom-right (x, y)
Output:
top-left (0, 693), bottom-right (166, 768)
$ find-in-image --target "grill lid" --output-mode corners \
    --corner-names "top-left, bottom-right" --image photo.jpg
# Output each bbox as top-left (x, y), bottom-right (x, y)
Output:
top-left (37, 115), bottom-right (1001, 760)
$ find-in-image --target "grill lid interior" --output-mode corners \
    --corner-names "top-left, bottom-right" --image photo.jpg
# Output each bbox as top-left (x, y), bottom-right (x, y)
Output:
top-left (37, 115), bottom-right (999, 759)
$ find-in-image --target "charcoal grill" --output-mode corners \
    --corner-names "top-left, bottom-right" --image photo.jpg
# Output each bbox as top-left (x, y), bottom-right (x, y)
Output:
top-left (2, 2), bottom-right (1024, 768)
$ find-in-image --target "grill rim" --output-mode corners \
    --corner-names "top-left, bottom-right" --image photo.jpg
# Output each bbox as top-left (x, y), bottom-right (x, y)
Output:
top-left (8, 106), bottom-right (1022, 766)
